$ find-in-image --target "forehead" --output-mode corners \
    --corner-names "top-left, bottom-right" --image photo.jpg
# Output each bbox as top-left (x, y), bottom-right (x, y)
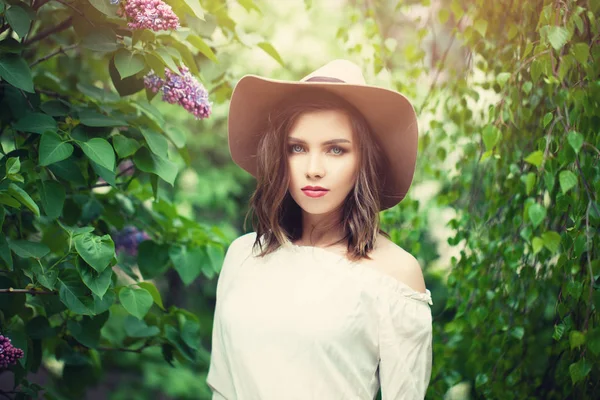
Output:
top-left (288, 109), bottom-right (354, 141)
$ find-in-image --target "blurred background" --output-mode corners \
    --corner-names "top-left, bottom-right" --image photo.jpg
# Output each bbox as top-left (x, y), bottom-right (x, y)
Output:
top-left (0, 0), bottom-right (598, 398)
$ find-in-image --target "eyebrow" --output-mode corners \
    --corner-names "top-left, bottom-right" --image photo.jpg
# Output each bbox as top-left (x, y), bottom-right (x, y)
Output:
top-left (288, 137), bottom-right (352, 145)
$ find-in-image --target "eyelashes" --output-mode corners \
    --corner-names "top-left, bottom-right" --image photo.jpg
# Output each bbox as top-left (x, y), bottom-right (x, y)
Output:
top-left (289, 144), bottom-right (346, 155)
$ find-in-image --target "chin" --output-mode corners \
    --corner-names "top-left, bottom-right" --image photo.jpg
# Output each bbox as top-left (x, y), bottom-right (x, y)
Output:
top-left (291, 194), bottom-right (345, 216)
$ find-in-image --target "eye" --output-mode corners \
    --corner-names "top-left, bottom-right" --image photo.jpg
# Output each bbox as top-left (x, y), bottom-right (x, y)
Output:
top-left (290, 144), bottom-right (304, 153)
top-left (330, 146), bottom-right (344, 155)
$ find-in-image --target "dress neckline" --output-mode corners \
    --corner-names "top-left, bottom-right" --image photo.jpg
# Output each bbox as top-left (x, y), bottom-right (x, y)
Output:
top-left (280, 241), bottom-right (433, 305)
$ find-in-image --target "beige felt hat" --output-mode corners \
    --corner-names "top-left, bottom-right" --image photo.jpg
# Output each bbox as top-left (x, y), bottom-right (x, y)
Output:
top-left (227, 59), bottom-right (419, 210)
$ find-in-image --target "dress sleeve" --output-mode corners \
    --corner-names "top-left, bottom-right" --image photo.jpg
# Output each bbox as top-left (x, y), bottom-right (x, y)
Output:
top-left (377, 289), bottom-right (433, 400)
top-left (206, 233), bottom-right (256, 399)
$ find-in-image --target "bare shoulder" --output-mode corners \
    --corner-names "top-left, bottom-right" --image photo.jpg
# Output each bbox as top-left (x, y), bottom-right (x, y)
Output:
top-left (362, 234), bottom-right (427, 294)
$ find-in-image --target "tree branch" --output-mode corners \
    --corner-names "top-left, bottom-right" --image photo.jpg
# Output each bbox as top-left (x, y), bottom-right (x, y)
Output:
top-left (23, 16), bottom-right (73, 46)
top-left (0, 288), bottom-right (57, 295)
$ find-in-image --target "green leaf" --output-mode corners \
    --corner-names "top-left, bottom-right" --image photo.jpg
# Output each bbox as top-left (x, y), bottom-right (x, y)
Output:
top-left (8, 239), bottom-right (50, 259)
top-left (140, 128), bottom-right (169, 159)
top-left (73, 233), bottom-right (115, 273)
top-left (183, 0), bottom-right (205, 19)
top-left (206, 243), bottom-right (224, 274)
top-left (482, 125), bottom-right (501, 150)
top-left (153, 48), bottom-right (180, 73)
top-left (6, 157), bottom-right (20, 175)
top-left (137, 240), bottom-right (170, 280)
top-left (524, 150), bottom-right (543, 167)
top-left (571, 42), bottom-right (590, 65)
top-left (79, 138), bottom-right (116, 171)
top-left (7, 183), bottom-right (40, 216)
top-left (569, 330), bottom-right (586, 349)
top-left (569, 359), bottom-right (592, 384)
top-left (124, 315), bottom-right (160, 337)
top-left (137, 281), bottom-right (165, 311)
top-left (438, 9), bottom-right (449, 24)
top-left (119, 287), bottom-right (153, 320)
top-left (81, 29), bottom-right (119, 52)
top-left (496, 72), bottom-right (511, 88)
top-left (77, 260), bottom-right (113, 299)
top-left (257, 42), bottom-right (285, 67)
top-left (38, 180), bottom-right (65, 219)
top-left (0, 192), bottom-right (21, 209)
top-left (169, 244), bottom-right (205, 285)
top-left (114, 49), bottom-right (146, 79)
top-left (112, 135), bottom-right (141, 158)
top-left (187, 35), bottom-right (218, 63)
top-left (528, 203), bottom-right (546, 228)
top-left (541, 231), bottom-right (561, 253)
top-left (510, 326), bottom-right (524, 340)
top-left (474, 19), bottom-right (488, 37)
top-left (88, 0), bottom-right (119, 18)
top-left (546, 26), bottom-right (569, 51)
top-left (26, 316), bottom-right (56, 339)
top-left (553, 323), bottom-right (565, 341)
top-left (0, 235), bottom-right (14, 271)
top-left (58, 269), bottom-right (96, 315)
top-left (78, 109), bottom-right (127, 127)
top-left (5, 5), bottom-right (32, 39)
top-left (542, 112), bottom-right (553, 128)
top-left (0, 54), bottom-right (34, 93)
top-left (559, 170), bottom-right (577, 194)
top-left (532, 237), bottom-right (544, 254)
top-left (13, 112), bottom-right (57, 135)
top-left (164, 325), bottom-right (196, 362)
top-left (133, 146), bottom-right (178, 186)
top-left (67, 312), bottom-right (109, 348)
top-left (39, 131), bottom-right (74, 166)
top-left (587, 329), bottom-right (600, 356)
top-left (567, 131), bottom-right (584, 154)
top-left (525, 172), bottom-right (536, 195)
top-left (144, 53), bottom-right (166, 78)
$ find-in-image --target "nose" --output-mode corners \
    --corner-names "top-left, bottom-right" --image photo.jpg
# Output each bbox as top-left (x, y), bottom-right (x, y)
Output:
top-left (305, 152), bottom-right (326, 179)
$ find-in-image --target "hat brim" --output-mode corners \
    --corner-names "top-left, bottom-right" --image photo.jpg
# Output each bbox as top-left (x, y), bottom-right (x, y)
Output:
top-left (228, 75), bottom-right (418, 210)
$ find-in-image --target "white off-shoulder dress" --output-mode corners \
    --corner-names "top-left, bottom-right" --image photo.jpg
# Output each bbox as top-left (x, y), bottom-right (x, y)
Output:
top-left (206, 232), bottom-right (433, 400)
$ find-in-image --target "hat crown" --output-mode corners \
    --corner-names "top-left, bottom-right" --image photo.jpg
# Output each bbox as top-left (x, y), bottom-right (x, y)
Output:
top-left (301, 59), bottom-right (366, 85)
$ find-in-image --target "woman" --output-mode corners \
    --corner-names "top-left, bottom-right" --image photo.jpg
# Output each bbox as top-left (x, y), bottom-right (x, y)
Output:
top-left (206, 59), bottom-right (433, 400)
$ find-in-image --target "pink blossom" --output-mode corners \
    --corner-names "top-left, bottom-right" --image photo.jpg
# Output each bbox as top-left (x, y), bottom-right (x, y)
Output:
top-left (0, 335), bottom-right (24, 369)
top-left (117, 0), bottom-right (180, 32)
top-left (143, 66), bottom-right (212, 120)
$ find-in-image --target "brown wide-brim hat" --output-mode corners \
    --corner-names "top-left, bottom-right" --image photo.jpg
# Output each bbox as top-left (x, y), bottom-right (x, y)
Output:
top-left (228, 59), bottom-right (418, 211)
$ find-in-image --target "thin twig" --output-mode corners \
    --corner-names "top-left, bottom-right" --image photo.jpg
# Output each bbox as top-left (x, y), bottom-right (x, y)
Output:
top-left (418, 17), bottom-right (464, 113)
top-left (29, 43), bottom-right (78, 68)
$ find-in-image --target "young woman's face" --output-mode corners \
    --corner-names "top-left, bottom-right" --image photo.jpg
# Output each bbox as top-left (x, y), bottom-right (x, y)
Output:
top-left (287, 109), bottom-right (358, 216)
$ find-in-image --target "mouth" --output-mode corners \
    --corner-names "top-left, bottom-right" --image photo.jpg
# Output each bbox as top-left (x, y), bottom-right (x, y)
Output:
top-left (301, 186), bottom-right (329, 198)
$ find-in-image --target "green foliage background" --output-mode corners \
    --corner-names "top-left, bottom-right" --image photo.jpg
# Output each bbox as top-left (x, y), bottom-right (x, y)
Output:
top-left (0, 0), bottom-right (598, 399)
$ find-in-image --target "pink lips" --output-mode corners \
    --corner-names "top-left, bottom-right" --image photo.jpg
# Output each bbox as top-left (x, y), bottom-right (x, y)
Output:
top-left (301, 186), bottom-right (329, 198)
top-left (303, 190), bottom-right (328, 198)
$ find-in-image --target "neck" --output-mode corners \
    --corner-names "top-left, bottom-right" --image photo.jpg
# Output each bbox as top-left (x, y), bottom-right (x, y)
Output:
top-left (298, 209), bottom-right (346, 247)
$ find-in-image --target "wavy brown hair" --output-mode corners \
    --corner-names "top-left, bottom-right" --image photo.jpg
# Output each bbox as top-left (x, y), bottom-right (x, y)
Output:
top-left (244, 88), bottom-right (390, 261)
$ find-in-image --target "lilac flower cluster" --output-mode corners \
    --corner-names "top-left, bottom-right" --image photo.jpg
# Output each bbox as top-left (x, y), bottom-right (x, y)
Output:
top-left (0, 335), bottom-right (24, 369)
top-left (112, 225), bottom-right (150, 257)
top-left (117, 0), bottom-right (180, 32)
top-left (143, 66), bottom-right (212, 120)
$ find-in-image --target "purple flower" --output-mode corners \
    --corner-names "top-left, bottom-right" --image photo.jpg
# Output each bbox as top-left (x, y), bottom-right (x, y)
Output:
top-left (117, 0), bottom-right (180, 32)
top-left (144, 72), bottom-right (164, 94)
top-left (112, 225), bottom-right (150, 257)
top-left (117, 159), bottom-right (135, 176)
top-left (143, 66), bottom-right (212, 120)
top-left (0, 335), bottom-right (24, 370)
